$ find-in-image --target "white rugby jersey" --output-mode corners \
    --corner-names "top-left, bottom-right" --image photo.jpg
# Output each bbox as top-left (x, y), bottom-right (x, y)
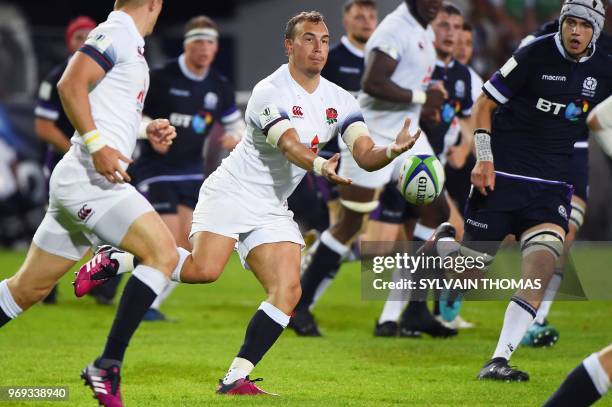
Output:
top-left (221, 64), bottom-right (366, 205)
top-left (468, 66), bottom-right (483, 105)
top-left (71, 11), bottom-right (149, 160)
top-left (358, 2), bottom-right (436, 139)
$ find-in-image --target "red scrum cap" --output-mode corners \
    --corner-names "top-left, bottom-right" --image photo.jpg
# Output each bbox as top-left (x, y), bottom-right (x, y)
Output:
top-left (65, 16), bottom-right (96, 47)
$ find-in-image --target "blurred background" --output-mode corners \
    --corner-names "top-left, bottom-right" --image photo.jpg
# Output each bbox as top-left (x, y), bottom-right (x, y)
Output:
top-left (0, 0), bottom-right (611, 248)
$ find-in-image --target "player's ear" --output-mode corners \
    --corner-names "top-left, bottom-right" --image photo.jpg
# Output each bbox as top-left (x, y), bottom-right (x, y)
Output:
top-left (284, 38), bottom-right (292, 57)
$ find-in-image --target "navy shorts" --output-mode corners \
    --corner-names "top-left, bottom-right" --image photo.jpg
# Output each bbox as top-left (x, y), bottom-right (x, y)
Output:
top-left (568, 147), bottom-right (588, 202)
top-left (138, 179), bottom-right (202, 214)
top-left (463, 173), bottom-right (572, 255)
top-left (369, 181), bottom-right (419, 224)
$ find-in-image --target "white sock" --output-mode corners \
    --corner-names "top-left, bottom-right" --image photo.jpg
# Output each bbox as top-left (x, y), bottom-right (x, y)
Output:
top-left (378, 268), bottom-right (410, 323)
top-left (170, 247), bottom-right (191, 283)
top-left (112, 251), bottom-right (135, 275)
top-left (320, 230), bottom-right (350, 258)
top-left (534, 270), bottom-right (562, 324)
top-left (0, 279), bottom-right (22, 319)
top-left (150, 280), bottom-right (179, 310)
top-left (223, 357), bottom-right (255, 385)
top-left (492, 297), bottom-right (536, 360)
top-left (413, 223), bottom-right (435, 241)
top-left (132, 265), bottom-right (168, 296)
top-left (583, 353), bottom-right (611, 396)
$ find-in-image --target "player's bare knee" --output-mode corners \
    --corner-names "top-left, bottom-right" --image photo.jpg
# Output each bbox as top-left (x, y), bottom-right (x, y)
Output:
top-left (190, 259), bottom-right (224, 283)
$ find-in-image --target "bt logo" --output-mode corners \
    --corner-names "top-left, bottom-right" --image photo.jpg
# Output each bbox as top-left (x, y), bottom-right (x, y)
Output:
top-left (535, 98), bottom-right (589, 122)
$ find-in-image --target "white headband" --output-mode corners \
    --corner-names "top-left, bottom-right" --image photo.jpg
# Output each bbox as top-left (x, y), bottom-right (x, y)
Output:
top-left (184, 28), bottom-right (219, 45)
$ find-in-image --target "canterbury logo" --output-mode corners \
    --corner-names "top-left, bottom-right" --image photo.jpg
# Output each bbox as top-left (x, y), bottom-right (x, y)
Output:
top-left (292, 106), bottom-right (303, 117)
top-left (78, 205), bottom-right (92, 221)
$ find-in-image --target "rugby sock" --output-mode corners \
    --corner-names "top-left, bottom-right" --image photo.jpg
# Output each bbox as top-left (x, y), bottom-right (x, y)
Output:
top-left (225, 302), bottom-right (289, 384)
top-left (0, 279), bottom-right (22, 327)
top-left (543, 353), bottom-right (610, 407)
top-left (297, 230), bottom-right (349, 311)
top-left (404, 230), bottom-right (432, 312)
top-left (110, 250), bottom-right (136, 275)
top-left (150, 281), bottom-right (179, 310)
top-left (492, 296), bottom-right (536, 360)
top-left (378, 268), bottom-right (410, 323)
top-left (534, 269), bottom-right (562, 324)
top-left (98, 266), bottom-right (167, 364)
top-left (223, 357), bottom-right (255, 385)
top-left (170, 247), bottom-right (190, 283)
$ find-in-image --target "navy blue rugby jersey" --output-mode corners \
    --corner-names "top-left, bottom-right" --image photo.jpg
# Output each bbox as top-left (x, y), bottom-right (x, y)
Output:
top-left (320, 36), bottom-right (365, 158)
top-left (35, 60), bottom-right (75, 172)
top-left (134, 55), bottom-right (239, 178)
top-left (420, 59), bottom-right (473, 155)
top-left (482, 33), bottom-right (612, 183)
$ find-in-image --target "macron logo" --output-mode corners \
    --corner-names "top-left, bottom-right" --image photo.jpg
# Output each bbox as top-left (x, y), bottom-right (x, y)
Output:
top-left (541, 75), bottom-right (567, 82)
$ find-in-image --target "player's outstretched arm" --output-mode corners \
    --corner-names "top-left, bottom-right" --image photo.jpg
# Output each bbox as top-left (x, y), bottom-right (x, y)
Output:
top-left (350, 118), bottom-right (420, 172)
top-left (470, 93), bottom-right (498, 196)
top-left (277, 128), bottom-right (351, 185)
top-left (58, 52), bottom-right (132, 183)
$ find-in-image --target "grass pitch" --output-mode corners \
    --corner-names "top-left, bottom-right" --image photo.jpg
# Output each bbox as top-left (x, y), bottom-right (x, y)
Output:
top-left (0, 249), bottom-right (610, 406)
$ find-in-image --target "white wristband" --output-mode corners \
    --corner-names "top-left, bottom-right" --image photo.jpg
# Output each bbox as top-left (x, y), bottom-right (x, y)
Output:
top-left (386, 144), bottom-right (400, 160)
top-left (474, 130), bottom-right (494, 162)
top-left (82, 129), bottom-right (107, 154)
top-left (412, 90), bottom-right (427, 105)
top-left (138, 116), bottom-right (153, 139)
top-left (313, 156), bottom-right (327, 176)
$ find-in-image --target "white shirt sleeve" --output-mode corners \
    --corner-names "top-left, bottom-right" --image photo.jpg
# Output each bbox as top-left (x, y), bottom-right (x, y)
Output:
top-left (247, 85), bottom-right (293, 147)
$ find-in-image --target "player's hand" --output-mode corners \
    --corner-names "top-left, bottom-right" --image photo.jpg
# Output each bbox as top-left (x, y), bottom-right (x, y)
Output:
top-left (322, 153), bottom-right (352, 185)
top-left (147, 119), bottom-right (176, 145)
top-left (425, 81), bottom-right (448, 109)
top-left (220, 133), bottom-right (240, 150)
top-left (390, 118), bottom-right (421, 156)
top-left (92, 145), bottom-right (133, 184)
top-left (471, 160), bottom-right (495, 196)
top-left (446, 144), bottom-right (470, 169)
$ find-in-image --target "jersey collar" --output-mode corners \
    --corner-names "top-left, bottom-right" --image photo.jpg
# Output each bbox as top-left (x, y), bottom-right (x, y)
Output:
top-left (178, 53), bottom-right (209, 81)
top-left (108, 10), bottom-right (144, 47)
top-left (435, 58), bottom-right (455, 68)
top-left (341, 36), bottom-right (365, 58)
top-left (554, 33), bottom-right (595, 63)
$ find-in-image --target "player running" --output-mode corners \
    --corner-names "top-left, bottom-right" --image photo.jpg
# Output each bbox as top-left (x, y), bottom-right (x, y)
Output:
top-left (0, 2), bottom-right (187, 407)
top-left (76, 10), bottom-right (422, 397)
top-left (463, 0), bottom-right (611, 381)
top-left (130, 15), bottom-right (244, 321)
top-left (291, 0), bottom-right (448, 337)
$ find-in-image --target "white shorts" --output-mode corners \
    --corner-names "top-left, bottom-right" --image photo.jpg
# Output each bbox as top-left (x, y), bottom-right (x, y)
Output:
top-left (190, 167), bottom-right (304, 268)
top-left (33, 146), bottom-right (154, 260)
top-left (339, 128), bottom-right (435, 189)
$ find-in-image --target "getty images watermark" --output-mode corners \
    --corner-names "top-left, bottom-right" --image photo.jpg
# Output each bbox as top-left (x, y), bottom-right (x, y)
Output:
top-left (360, 241), bottom-right (611, 301)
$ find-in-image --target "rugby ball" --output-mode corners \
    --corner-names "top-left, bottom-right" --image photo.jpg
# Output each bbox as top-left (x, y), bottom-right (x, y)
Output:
top-left (397, 154), bottom-right (445, 206)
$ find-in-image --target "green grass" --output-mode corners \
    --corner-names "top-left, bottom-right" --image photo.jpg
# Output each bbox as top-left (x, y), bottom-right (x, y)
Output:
top-left (0, 249), bottom-right (610, 406)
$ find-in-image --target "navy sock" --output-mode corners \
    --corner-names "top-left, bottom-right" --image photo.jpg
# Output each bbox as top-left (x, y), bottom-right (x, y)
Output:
top-left (99, 276), bottom-right (157, 363)
top-left (297, 242), bottom-right (342, 310)
top-left (237, 310), bottom-right (284, 366)
top-left (543, 363), bottom-right (603, 407)
top-left (0, 308), bottom-right (11, 327)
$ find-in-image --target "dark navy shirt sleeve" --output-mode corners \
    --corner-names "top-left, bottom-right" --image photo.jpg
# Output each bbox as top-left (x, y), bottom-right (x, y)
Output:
top-left (483, 46), bottom-right (531, 104)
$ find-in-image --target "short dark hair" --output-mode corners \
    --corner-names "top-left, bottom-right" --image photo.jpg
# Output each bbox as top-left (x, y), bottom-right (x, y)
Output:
top-left (184, 15), bottom-right (218, 35)
top-left (462, 22), bottom-right (473, 32)
top-left (440, 2), bottom-right (463, 16)
top-left (343, 0), bottom-right (377, 14)
top-left (285, 11), bottom-right (325, 40)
